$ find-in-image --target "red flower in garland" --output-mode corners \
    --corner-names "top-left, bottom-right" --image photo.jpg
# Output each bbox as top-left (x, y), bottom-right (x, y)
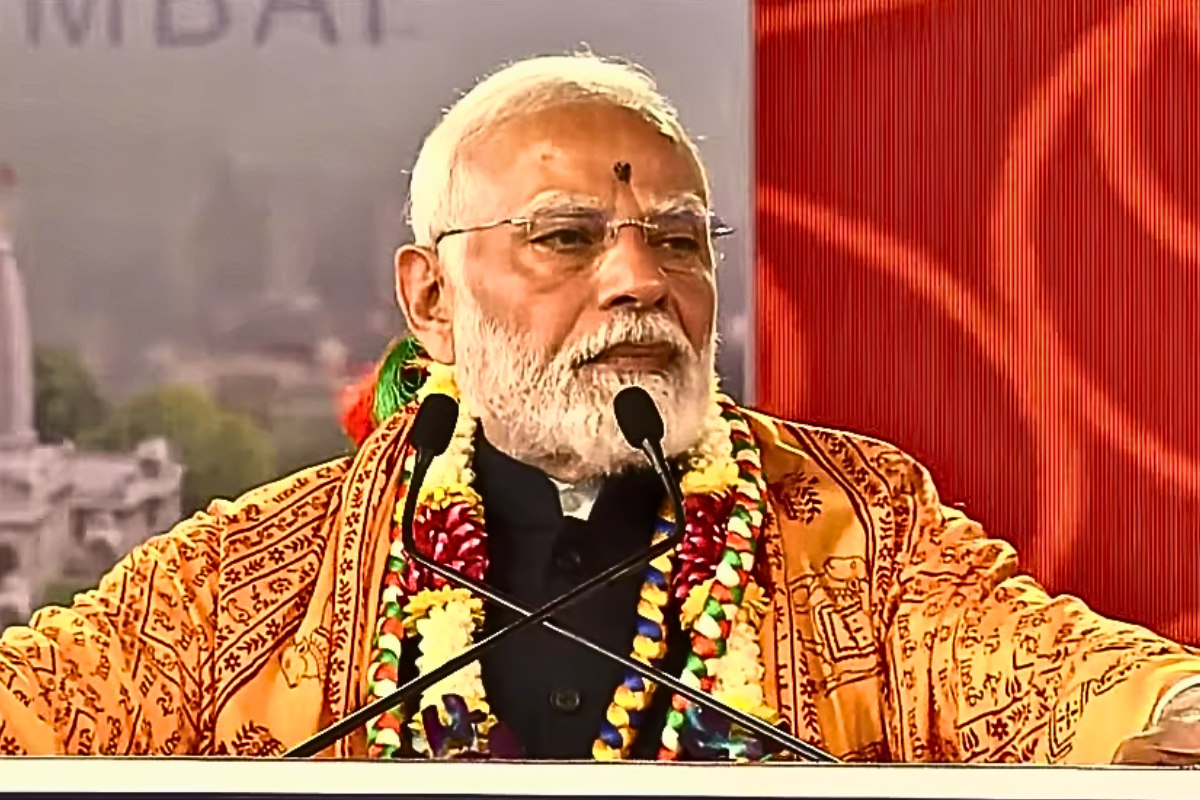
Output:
top-left (399, 501), bottom-right (489, 593)
top-left (671, 492), bottom-right (735, 603)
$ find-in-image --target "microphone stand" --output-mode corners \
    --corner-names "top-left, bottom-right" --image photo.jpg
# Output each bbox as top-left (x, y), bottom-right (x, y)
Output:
top-left (286, 416), bottom-right (837, 762)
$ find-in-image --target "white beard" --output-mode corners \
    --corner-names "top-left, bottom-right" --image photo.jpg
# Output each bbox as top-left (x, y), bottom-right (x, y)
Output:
top-left (452, 291), bottom-right (716, 481)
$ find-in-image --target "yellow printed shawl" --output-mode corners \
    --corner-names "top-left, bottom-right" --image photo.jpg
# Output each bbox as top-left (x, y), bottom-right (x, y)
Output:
top-left (0, 409), bottom-right (1197, 761)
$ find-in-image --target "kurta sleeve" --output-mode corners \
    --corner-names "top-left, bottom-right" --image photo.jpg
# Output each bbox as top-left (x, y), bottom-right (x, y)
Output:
top-left (881, 460), bottom-right (1200, 764)
top-left (0, 507), bottom-right (223, 755)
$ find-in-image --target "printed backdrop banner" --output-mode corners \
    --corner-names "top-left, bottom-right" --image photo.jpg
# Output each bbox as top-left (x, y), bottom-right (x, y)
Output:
top-left (0, 0), bottom-right (752, 393)
top-left (755, 0), bottom-right (1200, 644)
top-left (0, 0), bottom-right (752, 625)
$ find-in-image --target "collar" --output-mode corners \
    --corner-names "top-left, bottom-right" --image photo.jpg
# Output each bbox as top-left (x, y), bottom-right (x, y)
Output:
top-left (549, 477), bottom-right (602, 520)
top-left (473, 431), bottom-right (663, 531)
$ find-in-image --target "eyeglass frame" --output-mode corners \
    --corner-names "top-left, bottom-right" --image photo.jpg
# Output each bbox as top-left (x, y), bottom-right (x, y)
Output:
top-left (432, 210), bottom-right (736, 247)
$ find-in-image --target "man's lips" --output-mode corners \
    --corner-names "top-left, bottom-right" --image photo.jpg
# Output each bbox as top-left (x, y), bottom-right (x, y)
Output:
top-left (585, 342), bottom-right (678, 371)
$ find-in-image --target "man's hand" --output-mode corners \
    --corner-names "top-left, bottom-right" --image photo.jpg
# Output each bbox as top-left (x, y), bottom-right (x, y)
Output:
top-left (1114, 686), bottom-right (1200, 766)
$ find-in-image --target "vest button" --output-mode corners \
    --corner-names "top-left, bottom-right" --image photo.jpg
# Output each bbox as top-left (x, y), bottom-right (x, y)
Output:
top-left (549, 687), bottom-right (582, 714)
top-left (553, 547), bottom-right (583, 574)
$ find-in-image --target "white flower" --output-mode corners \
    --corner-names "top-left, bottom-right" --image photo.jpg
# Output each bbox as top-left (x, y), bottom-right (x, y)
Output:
top-left (661, 725), bottom-right (680, 751)
top-left (374, 727), bottom-right (401, 748)
top-left (715, 562), bottom-right (740, 587)
top-left (709, 611), bottom-right (773, 721)
top-left (693, 614), bottom-right (722, 640)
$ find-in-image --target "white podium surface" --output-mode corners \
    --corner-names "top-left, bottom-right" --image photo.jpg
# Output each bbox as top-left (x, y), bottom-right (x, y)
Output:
top-left (0, 761), bottom-right (1194, 800)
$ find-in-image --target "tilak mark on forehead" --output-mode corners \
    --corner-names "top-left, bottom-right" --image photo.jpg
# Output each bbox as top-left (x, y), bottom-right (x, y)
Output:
top-left (613, 161), bottom-right (632, 184)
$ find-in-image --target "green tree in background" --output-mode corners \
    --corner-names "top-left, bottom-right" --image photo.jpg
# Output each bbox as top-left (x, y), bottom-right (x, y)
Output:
top-left (268, 394), bottom-right (353, 474)
top-left (213, 372), bottom-right (281, 429)
top-left (34, 348), bottom-right (109, 444)
top-left (214, 372), bottom-right (353, 472)
top-left (81, 385), bottom-right (277, 516)
top-left (31, 346), bottom-right (351, 521)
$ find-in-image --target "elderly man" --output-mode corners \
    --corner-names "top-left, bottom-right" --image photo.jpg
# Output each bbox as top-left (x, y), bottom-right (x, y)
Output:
top-left (0, 54), bottom-right (1198, 764)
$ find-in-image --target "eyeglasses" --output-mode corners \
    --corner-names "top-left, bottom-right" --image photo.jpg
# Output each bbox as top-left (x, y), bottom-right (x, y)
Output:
top-left (434, 208), bottom-right (735, 272)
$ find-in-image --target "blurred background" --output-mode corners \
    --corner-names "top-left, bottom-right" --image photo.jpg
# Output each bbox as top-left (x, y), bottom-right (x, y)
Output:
top-left (0, 0), bottom-right (753, 626)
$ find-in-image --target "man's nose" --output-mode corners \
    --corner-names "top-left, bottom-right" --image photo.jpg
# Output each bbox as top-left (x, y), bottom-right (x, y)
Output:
top-left (595, 228), bottom-right (669, 312)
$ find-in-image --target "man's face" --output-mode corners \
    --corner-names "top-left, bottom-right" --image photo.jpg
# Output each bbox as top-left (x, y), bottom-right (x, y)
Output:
top-left (450, 102), bottom-right (717, 368)
top-left (430, 102), bottom-right (719, 480)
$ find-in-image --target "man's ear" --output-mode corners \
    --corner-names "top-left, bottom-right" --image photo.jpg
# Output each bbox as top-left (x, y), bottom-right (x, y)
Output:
top-left (395, 244), bottom-right (455, 364)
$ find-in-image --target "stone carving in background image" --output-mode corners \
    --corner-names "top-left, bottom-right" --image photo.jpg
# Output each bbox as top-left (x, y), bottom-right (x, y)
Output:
top-left (0, 167), bottom-right (182, 628)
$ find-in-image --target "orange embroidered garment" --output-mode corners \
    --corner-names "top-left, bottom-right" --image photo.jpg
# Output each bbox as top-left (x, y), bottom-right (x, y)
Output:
top-left (0, 410), bottom-right (1196, 761)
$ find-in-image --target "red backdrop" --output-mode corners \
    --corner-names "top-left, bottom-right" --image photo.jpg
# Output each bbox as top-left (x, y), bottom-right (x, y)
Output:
top-left (755, 0), bottom-right (1200, 645)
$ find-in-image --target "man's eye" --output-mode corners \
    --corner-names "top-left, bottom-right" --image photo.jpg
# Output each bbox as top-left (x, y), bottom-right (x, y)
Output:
top-left (653, 234), bottom-right (703, 253)
top-left (532, 227), bottom-right (599, 250)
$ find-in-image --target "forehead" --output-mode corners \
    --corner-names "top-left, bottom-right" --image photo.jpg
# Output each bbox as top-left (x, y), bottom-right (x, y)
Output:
top-left (459, 102), bottom-right (708, 214)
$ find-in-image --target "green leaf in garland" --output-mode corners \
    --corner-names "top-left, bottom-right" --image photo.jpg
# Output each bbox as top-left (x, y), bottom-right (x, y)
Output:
top-left (373, 335), bottom-right (431, 424)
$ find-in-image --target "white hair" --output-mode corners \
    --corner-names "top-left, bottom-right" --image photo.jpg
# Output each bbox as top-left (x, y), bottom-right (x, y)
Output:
top-left (407, 52), bottom-right (708, 252)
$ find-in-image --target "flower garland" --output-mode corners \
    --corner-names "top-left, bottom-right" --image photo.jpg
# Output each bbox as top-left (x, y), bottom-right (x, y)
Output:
top-left (363, 360), bottom-right (782, 761)
top-left (657, 406), bottom-right (778, 761)
top-left (592, 522), bottom-right (676, 759)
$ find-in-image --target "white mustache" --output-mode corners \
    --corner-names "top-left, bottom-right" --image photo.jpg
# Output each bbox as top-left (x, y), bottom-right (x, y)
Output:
top-left (562, 313), bottom-right (694, 368)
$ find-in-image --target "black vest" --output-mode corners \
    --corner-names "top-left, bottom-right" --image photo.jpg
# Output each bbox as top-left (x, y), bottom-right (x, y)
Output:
top-left (471, 435), bottom-right (689, 759)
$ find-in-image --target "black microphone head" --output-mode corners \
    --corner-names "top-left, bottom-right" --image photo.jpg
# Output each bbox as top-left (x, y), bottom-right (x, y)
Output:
top-left (614, 386), bottom-right (665, 449)
top-left (409, 393), bottom-right (459, 457)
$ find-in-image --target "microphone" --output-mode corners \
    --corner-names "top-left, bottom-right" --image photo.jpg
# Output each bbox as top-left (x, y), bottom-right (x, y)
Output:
top-left (409, 392), bottom-right (459, 460)
top-left (286, 390), bottom-right (836, 762)
top-left (614, 385), bottom-right (671, 481)
top-left (614, 385), bottom-right (665, 444)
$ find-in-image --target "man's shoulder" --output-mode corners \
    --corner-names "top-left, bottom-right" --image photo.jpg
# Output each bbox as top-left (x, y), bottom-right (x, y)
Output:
top-left (734, 409), bottom-right (946, 570)
top-left (138, 456), bottom-right (355, 587)
top-left (202, 457), bottom-right (353, 528)
top-left (738, 406), bottom-right (921, 464)
top-left (59, 458), bottom-right (356, 635)
top-left (736, 406), bottom-right (930, 494)
top-left (200, 413), bottom-right (412, 555)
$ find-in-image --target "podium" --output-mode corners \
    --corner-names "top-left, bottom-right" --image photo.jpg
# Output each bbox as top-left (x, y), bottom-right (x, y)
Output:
top-left (0, 760), bottom-right (1193, 800)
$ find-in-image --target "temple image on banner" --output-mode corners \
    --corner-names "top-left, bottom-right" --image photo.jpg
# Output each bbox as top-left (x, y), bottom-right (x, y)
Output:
top-left (0, 170), bottom-right (183, 628)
